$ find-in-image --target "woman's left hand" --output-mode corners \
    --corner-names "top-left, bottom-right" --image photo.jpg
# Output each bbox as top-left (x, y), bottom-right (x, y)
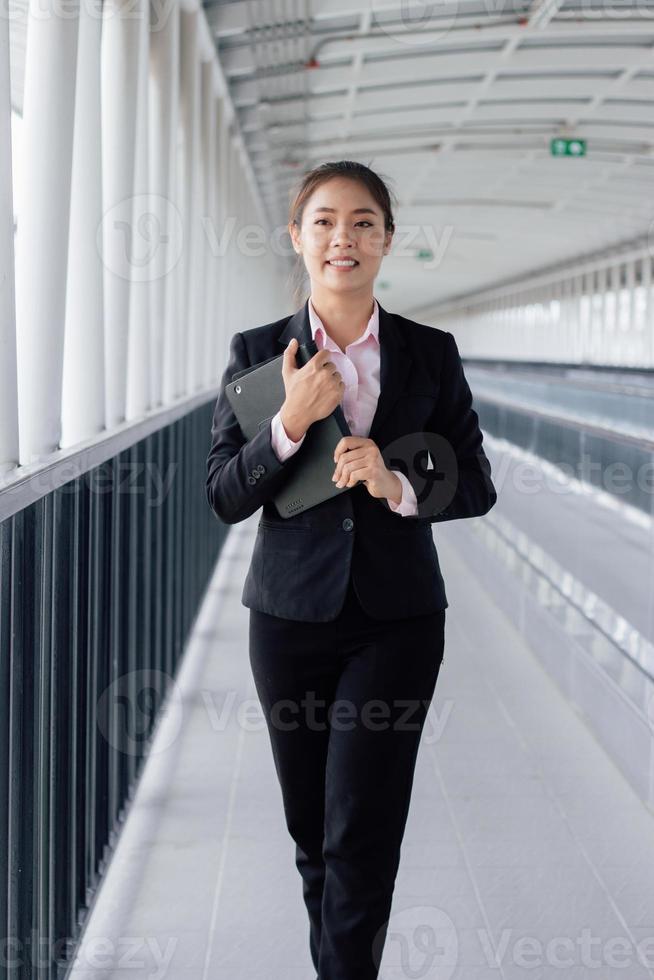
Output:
top-left (332, 436), bottom-right (402, 503)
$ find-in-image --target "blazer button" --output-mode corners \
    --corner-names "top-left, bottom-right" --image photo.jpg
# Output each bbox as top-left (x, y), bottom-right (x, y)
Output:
top-left (247, 476), bottom-right (256, 485)
top-left (342, 518), bottom-right (354, 531)
top-left (256, 464), bottom-right (266, 474)
top-left (252, 470), bottom-right (260, 479)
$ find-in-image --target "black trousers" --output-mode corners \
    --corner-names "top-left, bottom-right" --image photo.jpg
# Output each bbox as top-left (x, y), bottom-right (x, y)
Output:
top-left (248, 573), bottom-right (446, 980)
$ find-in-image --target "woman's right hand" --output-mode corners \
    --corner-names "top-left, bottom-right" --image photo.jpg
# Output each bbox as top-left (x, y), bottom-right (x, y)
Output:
top-left (279, 337), bottom-right (345, 440)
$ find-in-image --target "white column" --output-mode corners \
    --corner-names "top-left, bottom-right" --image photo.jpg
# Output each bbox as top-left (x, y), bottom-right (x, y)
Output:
top-left (580, 270), bottom-right (592, 365)
top-left (607, 263), bottom-right (620, 364)
top-left (643, 255), bottom-right (653, 369)
top-left (60, 0), bottom-right (105, 449)
top-left (232, 144), bottom-right (240, 332)
top-left (174, 103), bottom-right (185, 399)
top-left (571, 275), bottom-right (582, 362)
top-left (242, 161), bottom-right (252, 327)
top-left (552, 286), bottom-right (559, 361)
top-left (14, 0), bottom-right (79, 463)
top-left (589, 269), bottom-right (600, 363)
top-left (101, 0), bottom-right (142, 426)
top-left (218, 130), bottom-right (232, 367)
top-left (232, 141), bottom-right (244, 333)
top-left (0, 14), bottom-right (18, 475)
top-left (179, 7), bottom-right (200, 395)
top-left (200, 70), bottom-right (217, 390)
top-left (206, 96), bottom-right (223, 385)
top-left (216, 111), bottom-right (231, 370)
top-left (596, 265), bottom-right (607, 366)
top-left (623, 257), bottom-right (636, 367)
top-left (559, 281), bottom-right (568, 363)
top-left (229, 137), bottom-right (238, 337)
top-left (125, 0), bottom-right (151, 418)
top-left (191, 58), bottom-right (212, 392)
top-left (241, 164), bottom-right (252, 329)
top-left (150, 0), bottom-right (180, 406)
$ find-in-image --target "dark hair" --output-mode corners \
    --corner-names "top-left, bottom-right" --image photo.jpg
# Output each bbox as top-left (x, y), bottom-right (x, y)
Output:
top-left (287, 160), bottom-right (397, 308)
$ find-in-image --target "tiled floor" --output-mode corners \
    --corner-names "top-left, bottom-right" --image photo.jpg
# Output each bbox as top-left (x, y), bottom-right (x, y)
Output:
top-left (67, 516), bottom-right (654, 980)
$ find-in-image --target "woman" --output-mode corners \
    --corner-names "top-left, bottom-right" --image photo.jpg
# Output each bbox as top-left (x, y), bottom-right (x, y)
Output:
top-left (205, 160), bottom-right (497, 980)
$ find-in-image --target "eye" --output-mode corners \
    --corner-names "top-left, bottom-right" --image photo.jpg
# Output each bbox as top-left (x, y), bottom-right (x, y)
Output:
top-left (314, 219), bottom-right (373, 227)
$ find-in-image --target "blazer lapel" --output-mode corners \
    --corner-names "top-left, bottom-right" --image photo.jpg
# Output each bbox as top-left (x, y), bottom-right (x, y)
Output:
top-left (277, 297), bottom-right (313, 349)
top-left (277, 297), bottom-right (412, 444)
top-left (368, 302), bottom-right (411, 443)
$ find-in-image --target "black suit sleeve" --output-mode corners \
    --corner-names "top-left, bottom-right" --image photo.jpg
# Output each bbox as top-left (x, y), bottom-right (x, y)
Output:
top-left (205, 331), bottom-right (294, 525)
top-left (381, 330), bottom-right (497, 523)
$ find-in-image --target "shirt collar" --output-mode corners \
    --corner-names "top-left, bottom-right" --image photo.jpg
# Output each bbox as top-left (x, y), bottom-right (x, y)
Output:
top-left (308, 296), bottom-right (379, 350)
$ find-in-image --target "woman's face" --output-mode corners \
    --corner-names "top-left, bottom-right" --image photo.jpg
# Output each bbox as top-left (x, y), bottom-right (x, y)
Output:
top-left (289, 176), bottom-right (393, 296)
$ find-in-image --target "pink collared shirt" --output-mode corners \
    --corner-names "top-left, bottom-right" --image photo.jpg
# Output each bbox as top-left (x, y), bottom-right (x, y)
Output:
top-left (269, 296), bottom-right (419, 517)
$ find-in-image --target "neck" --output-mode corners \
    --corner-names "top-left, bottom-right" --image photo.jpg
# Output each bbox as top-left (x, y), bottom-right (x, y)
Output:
top-left (308, 288), bottom-right (375, 352)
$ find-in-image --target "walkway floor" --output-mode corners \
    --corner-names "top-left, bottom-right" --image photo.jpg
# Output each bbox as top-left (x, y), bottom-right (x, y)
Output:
top-left (67, 515), bottom-right (654, 980)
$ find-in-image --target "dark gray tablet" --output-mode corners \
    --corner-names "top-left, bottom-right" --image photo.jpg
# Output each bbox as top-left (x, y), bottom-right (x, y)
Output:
top-left (224, 341), bottom-right (353, 518)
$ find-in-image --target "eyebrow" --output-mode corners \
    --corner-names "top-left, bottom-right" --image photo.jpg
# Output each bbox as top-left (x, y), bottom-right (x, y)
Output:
top-left (311, 207), bottom-right (378, 216)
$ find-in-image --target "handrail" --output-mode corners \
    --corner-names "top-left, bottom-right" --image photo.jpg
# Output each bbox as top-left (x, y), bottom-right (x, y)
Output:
top-left (467, 363), bottom-right (654, 400)
top-left (474, 390), bottom-right (654, 452)
top-left (0, 387), bottom-right (220, 523)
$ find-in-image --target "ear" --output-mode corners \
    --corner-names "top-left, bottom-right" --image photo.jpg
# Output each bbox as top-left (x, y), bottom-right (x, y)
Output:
top-left (289, 222), bottom-right (302, 254)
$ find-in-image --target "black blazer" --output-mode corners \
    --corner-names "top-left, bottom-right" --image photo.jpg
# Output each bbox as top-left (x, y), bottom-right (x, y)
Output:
top-left (206, 298), bottom-right (497, 622)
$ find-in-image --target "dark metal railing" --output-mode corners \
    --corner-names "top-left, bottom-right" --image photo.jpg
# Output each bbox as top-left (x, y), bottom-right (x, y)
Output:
top-left (476, 395), bottom-right (654, 516)
top-left (0, 398), bottom-right (226, 980)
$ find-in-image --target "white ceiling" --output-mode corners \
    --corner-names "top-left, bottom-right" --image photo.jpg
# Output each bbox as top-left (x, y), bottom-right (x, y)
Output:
top-left (207, 0), bottom-right (654, 314)
top-left (9, 0), bottom-right (654, 314)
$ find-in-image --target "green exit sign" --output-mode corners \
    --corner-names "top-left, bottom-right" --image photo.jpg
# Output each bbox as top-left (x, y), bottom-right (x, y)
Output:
top-left (551, 138), bottom-right (586, 157)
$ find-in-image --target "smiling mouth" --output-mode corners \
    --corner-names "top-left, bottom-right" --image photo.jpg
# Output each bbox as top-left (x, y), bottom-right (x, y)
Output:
top-left (326, 259), bottom-right (359, 267)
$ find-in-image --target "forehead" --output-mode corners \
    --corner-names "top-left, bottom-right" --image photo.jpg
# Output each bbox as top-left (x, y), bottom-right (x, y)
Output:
top-left (306, 178), bottom-right (381, 215)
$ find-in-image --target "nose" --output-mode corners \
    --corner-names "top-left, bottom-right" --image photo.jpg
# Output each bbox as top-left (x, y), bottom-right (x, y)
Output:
top-left (331, 225), bottom-right (355, 247)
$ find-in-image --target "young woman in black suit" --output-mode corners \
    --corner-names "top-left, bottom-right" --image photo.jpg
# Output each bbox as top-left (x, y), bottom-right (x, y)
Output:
top-left (206, 160), bottom-right (497, 980)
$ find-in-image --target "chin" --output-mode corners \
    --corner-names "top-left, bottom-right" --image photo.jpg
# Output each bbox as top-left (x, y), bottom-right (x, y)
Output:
top-left (319, 268), bottom-right (372, 288)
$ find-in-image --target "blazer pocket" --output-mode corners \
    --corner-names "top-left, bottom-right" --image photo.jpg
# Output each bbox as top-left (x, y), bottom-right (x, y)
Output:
top-left (260, 526), bottom-right (311, 601)
top-left (258, 519), bottom-right (312, 534)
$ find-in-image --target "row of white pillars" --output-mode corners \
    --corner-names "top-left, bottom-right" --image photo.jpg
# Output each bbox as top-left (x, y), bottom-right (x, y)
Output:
top-left (430, 252), bottom-right (654, 368)
top-left (1, 0), bottom-right (285, 476)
